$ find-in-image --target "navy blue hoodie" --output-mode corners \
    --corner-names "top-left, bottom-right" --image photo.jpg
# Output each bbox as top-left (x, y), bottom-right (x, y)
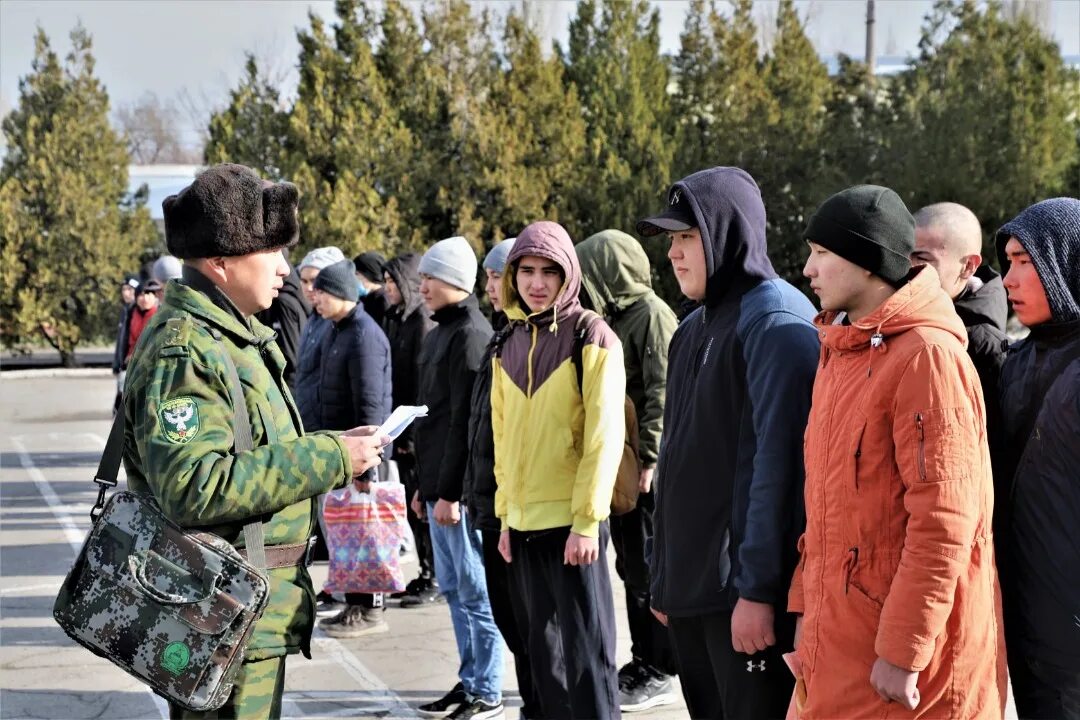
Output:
top-left (648, 167), bottom-right (819, 616)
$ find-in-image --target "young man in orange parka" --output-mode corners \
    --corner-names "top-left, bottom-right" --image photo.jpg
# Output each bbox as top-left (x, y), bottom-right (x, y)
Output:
top-left (790, 185), bottom-right (1006, 718)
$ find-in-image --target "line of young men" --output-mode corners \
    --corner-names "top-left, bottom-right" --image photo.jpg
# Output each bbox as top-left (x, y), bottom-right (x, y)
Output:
top-left (638, 166), bottom-right (1079, 720)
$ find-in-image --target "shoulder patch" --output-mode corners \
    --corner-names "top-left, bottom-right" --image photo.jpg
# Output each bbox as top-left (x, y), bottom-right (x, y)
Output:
top-left (158, 397), bottom-right (201, 444)
top-left (163, 317), bottom-right (192, 348)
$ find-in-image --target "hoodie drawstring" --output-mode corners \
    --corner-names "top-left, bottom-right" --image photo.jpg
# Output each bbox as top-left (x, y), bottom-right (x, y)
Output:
top-left (867, 323), bottom-right (887, 376)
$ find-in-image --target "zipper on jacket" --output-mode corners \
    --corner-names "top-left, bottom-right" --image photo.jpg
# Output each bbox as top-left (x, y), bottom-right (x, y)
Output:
top-left (526, 323), bottom-right (538, 396)
top-left (843, 546), bottom-right (859, 594)
top-left (915, 413), bottom-right (926, 481)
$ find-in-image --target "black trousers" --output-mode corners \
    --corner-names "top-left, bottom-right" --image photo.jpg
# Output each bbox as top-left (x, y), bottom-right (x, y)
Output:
top-left (667, 608), bottom-right (795, 720)
top-left (609, 490), bottom-right (677, 676)
top-left (398, 455), bottom-right (434, 581)
top-left (481, 529), bottom-right (542, 718)
top-left (509, 524), bottom-right (620, 720)
top-left (1010, 653), bottom-right (1080, 719)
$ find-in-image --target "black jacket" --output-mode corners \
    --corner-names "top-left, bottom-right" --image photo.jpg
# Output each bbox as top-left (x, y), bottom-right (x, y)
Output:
top-left (648, 168), bottom-right (819, 617)
top-left (362, 288), bottom-right (389, 330)
top-left (464, 312), bottom-right (508, 531)
top-left (255, 265), bottom-right (310, 389)
top-left (953, 265), bottom-right (1008, 454)
top-left (295, 305), bottom-right (391, 433)
top-left (997, 319), bottom-right (1080, 669)
top-left (112, 302), bottom-right (133, 373)
top-left (415, 295), bottom-right (492, 503)
top-left (382, 255), bottom-right (435, 454)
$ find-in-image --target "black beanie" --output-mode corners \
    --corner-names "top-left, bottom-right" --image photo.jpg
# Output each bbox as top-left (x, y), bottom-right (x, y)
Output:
top-left (162, 164), bottom-right (300, 259)
top-left (313, 259), bottom-right (359, 301)
top-left (804, 185), bottom-right (915, 285)
top-left (353, 251), bottom-right (387, 284)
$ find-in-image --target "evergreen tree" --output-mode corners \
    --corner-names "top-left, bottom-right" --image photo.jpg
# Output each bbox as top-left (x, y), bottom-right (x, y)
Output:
top-left (285, 0), bottom-right (412, 258)
top-left (0, 26), bottom-right (156, 365)
top-left (889, 0), bottom-right (1078, 258)
top-left (670, 0), bottom-right (721, 180)
top-left (204, 54), bottom-right (289, 178)
top-left (564, 0), bottom-right (673, 237)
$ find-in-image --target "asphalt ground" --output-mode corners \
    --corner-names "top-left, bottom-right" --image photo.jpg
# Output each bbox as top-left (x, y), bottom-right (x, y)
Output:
top-left (0, 373), bottom-right (687, 719)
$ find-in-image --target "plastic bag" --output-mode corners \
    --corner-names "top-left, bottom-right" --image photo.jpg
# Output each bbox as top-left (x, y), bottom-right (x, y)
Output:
top-left (322, 483), bottom-right (407, 594)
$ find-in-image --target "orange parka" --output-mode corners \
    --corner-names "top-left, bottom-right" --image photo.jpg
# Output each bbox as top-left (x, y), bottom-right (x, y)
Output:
top-left (789, 266), bottom-right (1006, 719)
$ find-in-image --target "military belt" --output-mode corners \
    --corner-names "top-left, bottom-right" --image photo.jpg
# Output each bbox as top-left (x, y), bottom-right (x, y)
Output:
top-left (240, 537), bottom-right (317, 569)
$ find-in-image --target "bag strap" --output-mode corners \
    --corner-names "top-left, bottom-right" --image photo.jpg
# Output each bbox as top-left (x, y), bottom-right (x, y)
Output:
top-left (570, 310), bottom-right (600, 393)
top-left (91, 332), bottom-right (267, 571)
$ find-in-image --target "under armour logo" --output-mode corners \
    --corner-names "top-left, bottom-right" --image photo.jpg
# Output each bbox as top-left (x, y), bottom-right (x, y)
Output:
top-left (670, 188), bottom-right (682, 206)
top-left (747, 660), bottom-right (766, 672)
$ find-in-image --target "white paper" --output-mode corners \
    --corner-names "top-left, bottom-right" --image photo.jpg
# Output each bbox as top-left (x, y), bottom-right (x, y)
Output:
top-left (376, 405), bottom-right (429, 443)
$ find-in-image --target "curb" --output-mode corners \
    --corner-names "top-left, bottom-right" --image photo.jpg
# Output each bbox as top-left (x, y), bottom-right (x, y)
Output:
top-left (1, 368), bottom-right (114, 380)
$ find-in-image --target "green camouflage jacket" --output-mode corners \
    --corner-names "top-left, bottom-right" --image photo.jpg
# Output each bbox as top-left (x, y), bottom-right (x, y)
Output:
top-left (123, 271), bottom-right (352, 661)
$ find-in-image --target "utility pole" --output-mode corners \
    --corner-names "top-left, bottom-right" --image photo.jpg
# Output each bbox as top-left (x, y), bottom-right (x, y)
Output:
top-left (865, 0), bottom-right (877, 80)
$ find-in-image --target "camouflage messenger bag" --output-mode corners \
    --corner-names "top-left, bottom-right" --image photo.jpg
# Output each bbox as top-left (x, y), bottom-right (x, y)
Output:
top-left (54, 345), bottom-right (272, 712)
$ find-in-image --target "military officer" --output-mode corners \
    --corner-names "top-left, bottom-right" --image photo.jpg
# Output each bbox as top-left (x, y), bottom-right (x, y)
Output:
top-left (122, 163), bottom-right (389, 719)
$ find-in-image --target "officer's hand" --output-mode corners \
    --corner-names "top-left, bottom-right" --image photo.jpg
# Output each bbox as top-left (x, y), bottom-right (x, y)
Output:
top-left (870, 657), bottom-right (920, 710)
top-left (341, 434), bottom-right (387, 476)
top-left (564, 533), bottom-right (599, 566)
top-left (434, 499), bottom-right (460, 526)
top-left (731, 598), bottom-right (776, 655)
top-left (498, 530), bottom-right (512, 563)
top-left (342, 425), bottom-right (387, 441)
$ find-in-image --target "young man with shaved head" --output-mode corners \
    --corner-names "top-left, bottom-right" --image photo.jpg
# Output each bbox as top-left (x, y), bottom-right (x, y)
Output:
top-left (912, 202), bottom-right (1008, 479)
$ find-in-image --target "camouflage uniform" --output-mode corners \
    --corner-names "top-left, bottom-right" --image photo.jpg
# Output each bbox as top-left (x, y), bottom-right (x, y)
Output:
top-left (124, 271), bottom-right (353, 717)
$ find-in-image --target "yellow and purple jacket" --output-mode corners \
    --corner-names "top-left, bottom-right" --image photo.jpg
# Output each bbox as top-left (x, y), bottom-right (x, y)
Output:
top-left (492, 221), bottom-right (626, 538)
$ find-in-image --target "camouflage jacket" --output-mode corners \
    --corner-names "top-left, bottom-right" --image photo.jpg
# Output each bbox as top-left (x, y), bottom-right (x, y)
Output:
top-left (123, 270), bottom-right (353, 660)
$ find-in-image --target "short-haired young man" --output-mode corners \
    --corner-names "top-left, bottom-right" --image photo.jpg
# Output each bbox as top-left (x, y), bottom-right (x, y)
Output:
top-left (638, 167), bottom-right (819, 719)
top-left (492, 221), bottom-right (626, 720)
top-left (994, 197), bottom-right (1080, 720)
top-left (414, 236), bottom-right (503, 719)
top-left (792, 185), bottom-right (1006, 718)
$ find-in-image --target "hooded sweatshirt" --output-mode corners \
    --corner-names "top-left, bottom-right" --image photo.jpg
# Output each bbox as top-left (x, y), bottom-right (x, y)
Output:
top-left (647, 167), bottom-right (819, 617)
top-left (788, 265), bottom-right (1006, 718)
top-left (492, 221), bottom-right (626, 538)
top-left (995, 198), bottom-right (1080, 670)
top-left (577, 230), bottom-right (678, 467)
top-left (382, 254), bottom-right (435, 455)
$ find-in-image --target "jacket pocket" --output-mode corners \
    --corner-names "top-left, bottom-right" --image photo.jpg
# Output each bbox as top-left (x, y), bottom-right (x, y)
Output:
top-left (717, 528), bottom-right (731, 591)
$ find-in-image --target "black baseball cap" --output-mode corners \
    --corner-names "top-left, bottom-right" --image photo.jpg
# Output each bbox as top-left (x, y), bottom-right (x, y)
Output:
top-left (637, 184), bottom-right (698, 237)
top-left (137, 279), bottom-right (163, 295)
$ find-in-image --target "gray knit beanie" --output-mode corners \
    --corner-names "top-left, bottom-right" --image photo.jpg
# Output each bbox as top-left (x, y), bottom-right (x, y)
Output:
top-left (483, 238), bottom-right (516, 274)
top-left (313, 259), bottom-right (360, 301)
top-left (152, 255), bottom-right (183, 283)
top-left (996, 197), bottom-right (1080, 323)
top-left (298, 246), bottom-right (345, 272)
top-left (419, 236), bottom-right (478, 292)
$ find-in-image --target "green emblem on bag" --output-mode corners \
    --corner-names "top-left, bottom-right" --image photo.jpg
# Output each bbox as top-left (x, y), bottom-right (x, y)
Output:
top-left (159, 398), bottom-right (200, 444)
top-left (161, 641), bottom-right (191, 676)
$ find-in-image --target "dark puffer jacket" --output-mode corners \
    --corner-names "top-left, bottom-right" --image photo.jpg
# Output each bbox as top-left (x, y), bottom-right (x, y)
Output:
top-left (463, 313), bottom-right (508, 531)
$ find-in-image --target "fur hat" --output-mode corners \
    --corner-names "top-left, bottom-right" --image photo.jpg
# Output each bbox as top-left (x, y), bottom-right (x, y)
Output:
top-left (162, 164), bottom-right (300, 259)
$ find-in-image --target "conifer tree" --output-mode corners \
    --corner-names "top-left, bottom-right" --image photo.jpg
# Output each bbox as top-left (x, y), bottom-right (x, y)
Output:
top-left (0, 26), bottom-right (156, 364)
top-left (204, 54), bottom-right (289, 178)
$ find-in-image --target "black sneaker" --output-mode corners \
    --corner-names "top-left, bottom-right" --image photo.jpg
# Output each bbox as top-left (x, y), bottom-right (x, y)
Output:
top-left (400, 584), bottom-right (445, 608)
top-left (315, 591), bottom-right (344, 617)
top-left (391, 575), bottom-right (432, 600)
top-left (619, 660), bottom-right (677, 713)
top-left (321, 605), bottom-right (389, 638)
top-left (447, 697), bottom-right (504, 719)
top-left (417, 682), bottom-right (468, 717)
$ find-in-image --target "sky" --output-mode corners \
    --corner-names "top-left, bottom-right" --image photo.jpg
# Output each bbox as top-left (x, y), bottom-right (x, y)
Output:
top-left (2, 0), bottom-right (1078, 151)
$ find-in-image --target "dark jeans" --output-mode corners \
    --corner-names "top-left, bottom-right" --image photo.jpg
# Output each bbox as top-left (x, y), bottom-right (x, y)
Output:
top-left (667, 609), bottom-right (795, 720)
top-left (1010, 653), bottom-right (1080, 719)
top-left (509, 524), bottom-right (620, 720)
top-left (610, 490), bottom-right (677, 676)
top-left (481, 529), bottom-right (542, 717)
top-left (398, 455), bottom-right (434, 582)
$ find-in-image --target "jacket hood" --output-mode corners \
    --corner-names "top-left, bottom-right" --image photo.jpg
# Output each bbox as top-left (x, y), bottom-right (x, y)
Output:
top-left (384, 253), bottom-right (425, 320)
top-left (817, 265), bottom-right (967, 354)
top-left (576, 229), bottom-right (652, 316)
top-left (667, 167), bottom-right (778, 305)
top-left (953, 264), bottom-right (1007, 333)
top-left (996, 197), bottom-right (1080, 323)
top-left (503, 221), bottom-right (581, 331)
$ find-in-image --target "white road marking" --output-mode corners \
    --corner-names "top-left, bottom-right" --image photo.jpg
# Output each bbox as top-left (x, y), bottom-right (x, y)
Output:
top-left (0, 582), bottom-right (61, 596)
